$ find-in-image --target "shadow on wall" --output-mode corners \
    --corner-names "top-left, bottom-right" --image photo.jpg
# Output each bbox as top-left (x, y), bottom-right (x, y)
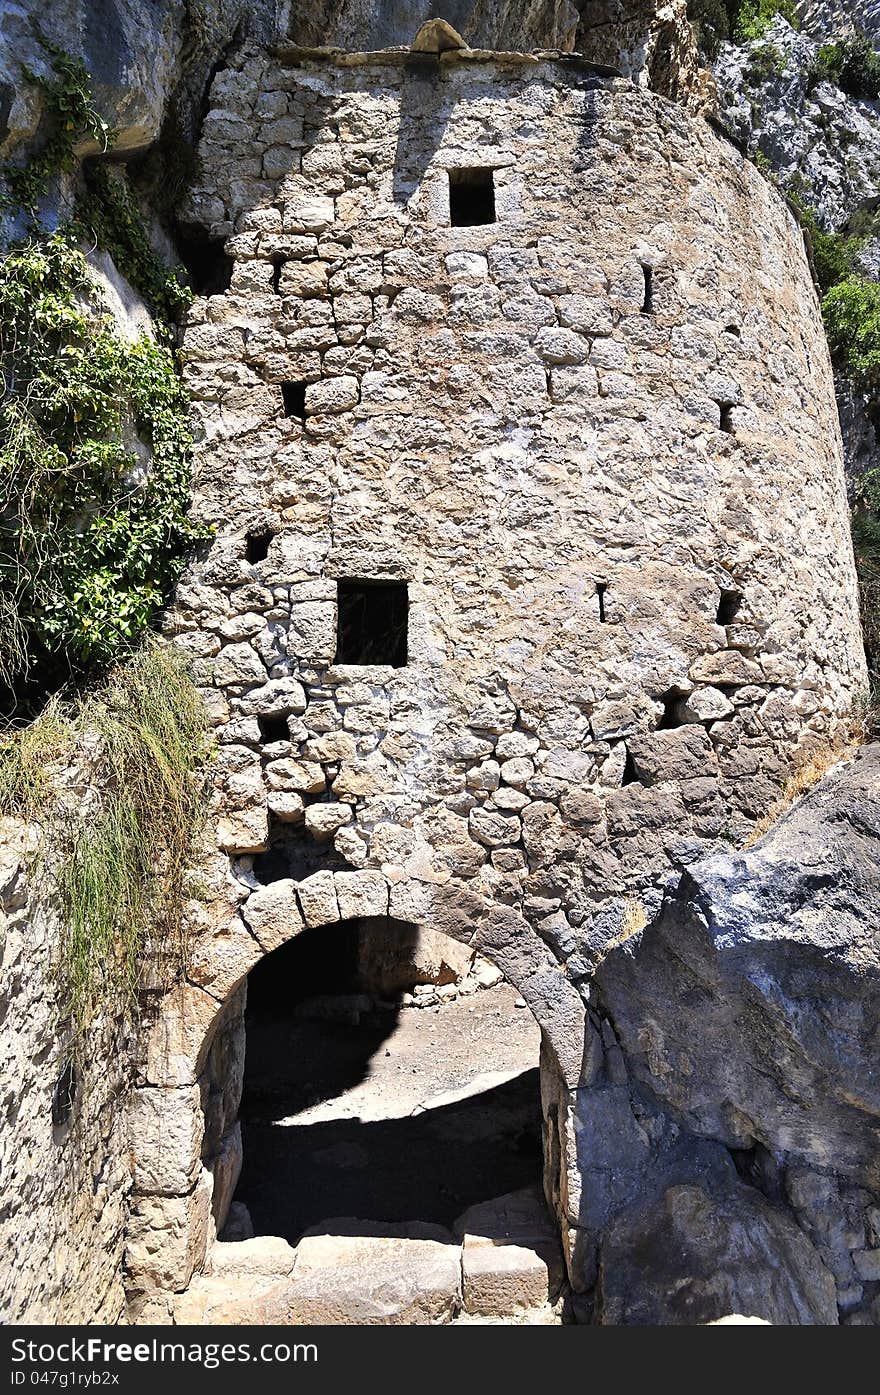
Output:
top-left (239, 1073), bottom-right (542, 1244)
top-left (393, 55), bottom-right (456, 205)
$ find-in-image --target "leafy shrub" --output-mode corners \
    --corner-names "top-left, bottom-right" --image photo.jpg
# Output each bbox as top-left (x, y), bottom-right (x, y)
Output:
top-left (734, 0), bottom-right (798, 43)
top-left (850, 505), bottom-right (880, 695)
top-left (0, 231), bottom-right (207, 706)
top-left (822, 277), bottom-right (880, 389)
top-left (745, 42), bottom-right (788, 85)
top-left (0, 641), bottom-right (211, 1032)
top-left (788, 193), bottom-right (860, 291)
top-left (807, 33), bottom-right (880, 99)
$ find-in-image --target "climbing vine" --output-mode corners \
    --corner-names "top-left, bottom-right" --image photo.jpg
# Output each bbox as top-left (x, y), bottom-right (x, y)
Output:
top-left (0, 43), bottom-right (205, 708)
top-left (0, 231), bottom-right (206, 703)
top-left (0, 39), bottom-right (112, 214)
top-left (0, 43), bottom-right (213, 1033)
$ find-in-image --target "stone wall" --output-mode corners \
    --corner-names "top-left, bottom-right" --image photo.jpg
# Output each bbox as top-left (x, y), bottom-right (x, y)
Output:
top-left (123, 39), bottom-right (867, 1317)
top-left (0, 827), bottom-right (131, 1324)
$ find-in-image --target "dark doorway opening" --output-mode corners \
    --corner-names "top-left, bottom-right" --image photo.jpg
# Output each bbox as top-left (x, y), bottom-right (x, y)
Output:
top-left (336, 580), bottom-right (408, 666)
top-left (448, 168), bottom-right (496, 226)
top-left (232, 920), bottom-right (543, 1245)
top-left (174, 223), bottom-right (233, 296)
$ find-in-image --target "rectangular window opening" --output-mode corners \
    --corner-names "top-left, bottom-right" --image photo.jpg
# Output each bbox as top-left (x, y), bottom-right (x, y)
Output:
top-left (449, 168), bottom-right (496, 227)
top-left (716, 589), bottom-right (742, 626)
top-left (281, 381), bottom-right (307, 421)
top-left (258, 713), bottom-right (291, 744)
top-left (246, 530), bottom-right (273, 564)
top-left (641, 265), bottom-right (654, 315)
top-left (336, 580), bottom-right (408, 667)
top-left (719, 402), bottom-right (736, 434)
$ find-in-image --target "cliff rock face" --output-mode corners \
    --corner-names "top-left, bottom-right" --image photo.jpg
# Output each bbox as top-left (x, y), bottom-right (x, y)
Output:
top-left (715, 18), bottom-right (880, 232)
top-left (795, 0), bottom-right (880, 43)
top-left (593, 747), bottom-right (880, 1324)
top-left (0, 0), bottom-right (700, 187)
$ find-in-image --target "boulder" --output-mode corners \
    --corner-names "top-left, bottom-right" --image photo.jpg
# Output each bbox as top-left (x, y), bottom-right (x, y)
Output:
top-left (597, 747), bottom-right (880, 1190)
top-left (596, 1179), bottom-right (838, 1325)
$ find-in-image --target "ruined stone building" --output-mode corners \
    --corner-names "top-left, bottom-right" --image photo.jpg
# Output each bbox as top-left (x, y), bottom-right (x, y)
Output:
top-left (2, 11), bottom-right (880, 1328)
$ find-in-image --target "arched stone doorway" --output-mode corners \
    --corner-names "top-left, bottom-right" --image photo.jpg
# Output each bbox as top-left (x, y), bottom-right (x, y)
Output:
top-left (230, 915), bottom-right (544, 1245)
top-left (125, 869), bottom-right (587, 1321)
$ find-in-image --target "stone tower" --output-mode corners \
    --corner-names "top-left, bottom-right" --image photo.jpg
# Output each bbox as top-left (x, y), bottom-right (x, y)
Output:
top-left (124, 24), bottom-right (866, 1317)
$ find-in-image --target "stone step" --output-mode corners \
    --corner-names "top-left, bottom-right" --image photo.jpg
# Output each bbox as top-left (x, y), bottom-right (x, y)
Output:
top-left (174, 1193), bottom-right (564, 1325)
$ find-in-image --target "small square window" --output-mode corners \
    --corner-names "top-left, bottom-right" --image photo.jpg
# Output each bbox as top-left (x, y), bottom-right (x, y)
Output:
top-left (336, 581), bottom-right (408, 666)
top-left (281, 381), bottom-right (307, 420)
top-left (246, 530), bottom-right (273, 564)
top-left (449, 168), bottom-right (495, 226)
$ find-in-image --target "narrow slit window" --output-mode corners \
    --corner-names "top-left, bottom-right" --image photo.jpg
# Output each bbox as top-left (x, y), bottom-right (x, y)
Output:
top-left (621, 746), bottom-right (639, 786)
top-left (719, 402), bottom-right (736, 434)
top-left (449, 168), bottom-right (496, 227)
top-left (596, 581), bottom-right (608, 623)
top-left (641, 265), bottom-right (654, 314)
top-left (52, 1059), bottom-right (78, 1129)
top-left (259, 714), bottom-right (290, 744)
top-left (717, 589), bottom-right (742, 626)
top-left (657, 689), bottom-right (685, 730)
top-left (281, 381), bottom-right (307, 421)
top-left (246, 530), bottom-right (273, 564)
top-left (271, 258), bottom-right (285, 294)
top-left (336, 580), bottom-right (408, 666)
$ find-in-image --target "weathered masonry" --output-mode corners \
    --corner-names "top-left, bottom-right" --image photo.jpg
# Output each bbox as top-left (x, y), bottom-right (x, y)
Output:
top-left (120, 31), bottom-right (867, 1320)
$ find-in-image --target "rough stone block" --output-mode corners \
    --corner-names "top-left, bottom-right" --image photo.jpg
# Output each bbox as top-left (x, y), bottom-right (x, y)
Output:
top-left (128, 1085), bottom-right (203, 1196)
top-left (296, 869), bottom-right (340, 927)
top-left (289, 1222), bottom-right (461, 1325)
top-left (241, 880), bottom-right (304, 954)
top-left (334, 870), bottom-right (389, 920)
top-left (461, 1238), bottom-right (552, 1316)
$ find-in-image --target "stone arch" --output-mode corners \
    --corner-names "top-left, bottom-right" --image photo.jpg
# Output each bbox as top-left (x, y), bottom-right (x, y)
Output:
top-left (126, 869), bottom-right (589, 1315)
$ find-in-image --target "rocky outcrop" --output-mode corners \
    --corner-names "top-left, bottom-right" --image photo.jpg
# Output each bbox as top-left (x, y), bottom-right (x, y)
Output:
top-left (796, 0), bottom-right (880, 43)
top-left (715, 18), bottom-right (880, 232)
top-left (590, 746), bottom-right (880, 1323)
top-left (596, 1176), bottom-right (839, 1325)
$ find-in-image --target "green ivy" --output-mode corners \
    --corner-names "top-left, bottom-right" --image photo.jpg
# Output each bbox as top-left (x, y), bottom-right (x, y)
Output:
top-left (0, 43), bottom-right (206, 709)
top-left (0, 231), bottom-right (208, 704)
top-left (1, 39), bottom-right (112, 214)
top-left (74, 164), bottom-right (192, 330)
